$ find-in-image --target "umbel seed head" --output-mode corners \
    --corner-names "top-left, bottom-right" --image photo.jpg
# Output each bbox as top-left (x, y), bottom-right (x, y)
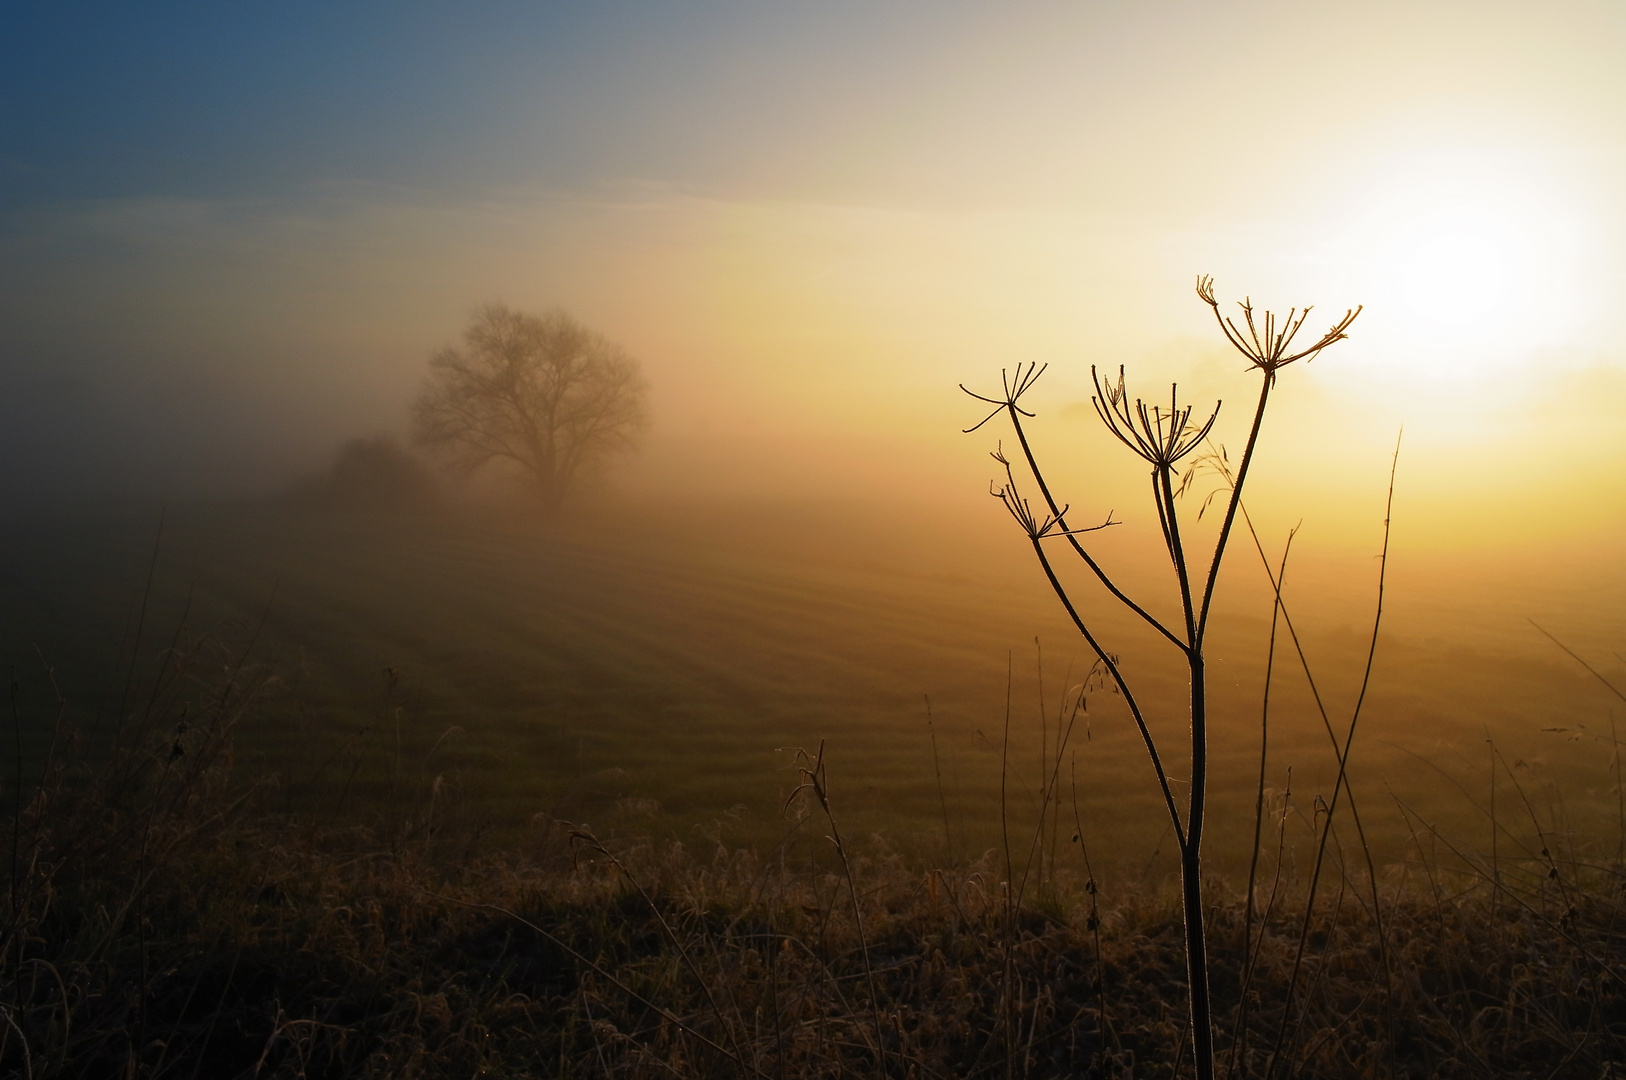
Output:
top-left (1196, 275), bottom-right (1360, 378)
top-left (1091, 366), bottom-right (1220, 468)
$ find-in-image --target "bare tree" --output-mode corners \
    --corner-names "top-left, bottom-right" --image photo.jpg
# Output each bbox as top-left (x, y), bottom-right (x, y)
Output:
top-left (413, 304), bottom-right (649, 510)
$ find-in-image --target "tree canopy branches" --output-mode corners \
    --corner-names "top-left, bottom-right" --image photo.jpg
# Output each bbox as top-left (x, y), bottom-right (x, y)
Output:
top-left (413, 304), bottom-right (648, 509)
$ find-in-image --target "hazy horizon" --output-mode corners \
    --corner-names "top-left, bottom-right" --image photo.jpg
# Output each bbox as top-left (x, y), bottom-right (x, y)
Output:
top-left (2, 1), bottom-right (1625, 563)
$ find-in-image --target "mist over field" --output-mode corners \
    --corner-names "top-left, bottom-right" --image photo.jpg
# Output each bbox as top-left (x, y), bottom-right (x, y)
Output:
top-left (2, 0), bottom-right (1625, 866)
top-left (2, 486), bottom-right (1621, 880)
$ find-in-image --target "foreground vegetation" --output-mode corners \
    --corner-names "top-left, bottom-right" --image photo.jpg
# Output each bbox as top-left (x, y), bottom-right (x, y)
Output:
top-left (5, 628), bottom-right (1625, 1079)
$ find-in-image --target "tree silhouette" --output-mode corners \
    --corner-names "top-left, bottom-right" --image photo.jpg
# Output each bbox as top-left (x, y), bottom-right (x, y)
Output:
top-left (413, 304), bottom-right (649, 510)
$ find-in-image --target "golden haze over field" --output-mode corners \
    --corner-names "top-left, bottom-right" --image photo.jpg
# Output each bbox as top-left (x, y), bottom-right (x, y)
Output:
top-left (0, 1), bottom-right (1623, 853)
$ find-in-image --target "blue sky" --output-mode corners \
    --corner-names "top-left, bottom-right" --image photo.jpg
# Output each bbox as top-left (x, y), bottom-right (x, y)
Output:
top-left (2, 5), bottom-right (648, 203)
top-left (2, 3), bottom-right (1048, 207)
top-left (20, 2), bottom-right (1616, 212)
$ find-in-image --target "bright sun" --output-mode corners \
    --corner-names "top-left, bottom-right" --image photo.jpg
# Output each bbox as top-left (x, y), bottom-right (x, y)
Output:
top-left (1320, 145), bottom-right (1592, 377)
top-left (1390, 212), bottom-right (1525, 328)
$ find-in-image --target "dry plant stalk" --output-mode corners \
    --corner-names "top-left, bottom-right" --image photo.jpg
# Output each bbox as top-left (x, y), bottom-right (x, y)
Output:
top-left (963, 276), bottom-right (1359, 1080)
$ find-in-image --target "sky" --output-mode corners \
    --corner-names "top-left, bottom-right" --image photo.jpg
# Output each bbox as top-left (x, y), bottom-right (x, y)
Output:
top-left (3, 0), bottom-right (1626, 553)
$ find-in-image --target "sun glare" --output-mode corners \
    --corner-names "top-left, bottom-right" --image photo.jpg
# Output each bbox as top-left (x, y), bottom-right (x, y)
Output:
top-left (1390, 212), bottom-right (1524, 329)
top-left (1317, 144), bottom-right (1593, 378)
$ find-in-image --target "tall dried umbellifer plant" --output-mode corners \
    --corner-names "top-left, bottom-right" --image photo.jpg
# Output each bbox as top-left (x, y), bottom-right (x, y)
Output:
top-left (962, 277), bottom-right (1359, 1080)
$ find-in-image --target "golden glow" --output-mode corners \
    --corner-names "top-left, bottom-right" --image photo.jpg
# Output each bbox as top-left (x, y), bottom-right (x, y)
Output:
top-left (1319, 144), bottom-right (1592, 376)
top-left (1391, 212), bottom-right (1526, 330)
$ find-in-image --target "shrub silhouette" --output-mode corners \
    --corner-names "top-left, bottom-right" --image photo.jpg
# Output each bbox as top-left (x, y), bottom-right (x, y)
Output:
top-left (285, 434), bottom-right (439, 511)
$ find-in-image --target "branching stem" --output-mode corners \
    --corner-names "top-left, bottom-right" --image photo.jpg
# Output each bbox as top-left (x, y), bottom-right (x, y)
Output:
top-left (963, 277), bottom-right (1361, 1080)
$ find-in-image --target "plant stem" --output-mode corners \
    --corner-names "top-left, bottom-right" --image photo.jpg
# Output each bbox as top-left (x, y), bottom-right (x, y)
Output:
top-left (1197, 376), bottom-right (1272, 644)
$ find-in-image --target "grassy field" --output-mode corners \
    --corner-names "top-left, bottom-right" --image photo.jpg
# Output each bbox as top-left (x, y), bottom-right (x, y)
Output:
top-left (1, 493), bottom-right (1622, 880)
top-left (4, 493), bottom-right (1626, 1077)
